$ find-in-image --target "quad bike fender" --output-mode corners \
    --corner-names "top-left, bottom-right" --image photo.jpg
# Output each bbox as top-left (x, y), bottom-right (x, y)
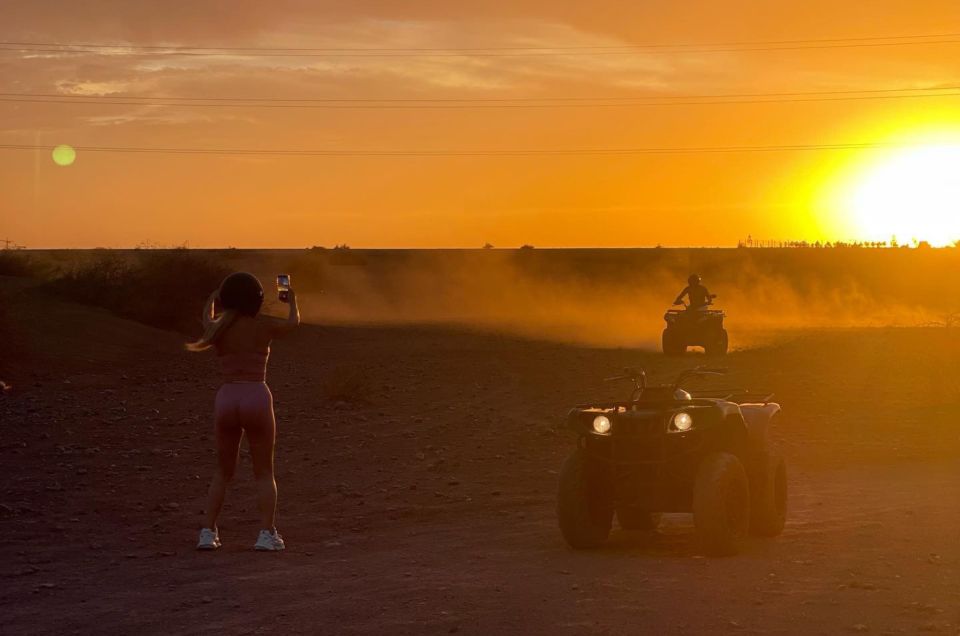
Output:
top-left (739, 403), bottom-right (781, 455)
top-left (714, 401), bottom-right (744, 420)
top-left (706, 403), bottom-right (750, 458)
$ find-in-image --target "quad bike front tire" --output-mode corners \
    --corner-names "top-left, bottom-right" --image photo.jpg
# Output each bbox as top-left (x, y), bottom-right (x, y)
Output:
top-left (662, 329), bottom-right (685, 356)
top-left (558, 449), bottom-right (613, 549)
top-left (617, 507), bottom-right (662, 531)
top-left (749, 454), bottom-right (787, 537)
top-left (693, 452), bottom-right (750, 556)
top-left (705, 329), bottom-right (729, 356)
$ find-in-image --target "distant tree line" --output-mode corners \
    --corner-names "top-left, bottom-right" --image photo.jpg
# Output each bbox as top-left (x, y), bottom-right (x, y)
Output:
top-left (737, 235), bottom-right (954, 249)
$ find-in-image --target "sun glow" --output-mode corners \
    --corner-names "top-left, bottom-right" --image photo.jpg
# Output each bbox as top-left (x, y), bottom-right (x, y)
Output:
top-left (845, 144), bottom-right (960, 247)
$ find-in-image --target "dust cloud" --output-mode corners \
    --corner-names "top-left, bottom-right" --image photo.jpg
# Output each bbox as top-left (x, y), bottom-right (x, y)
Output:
top-left (279, 249), bottom-right (950, 349)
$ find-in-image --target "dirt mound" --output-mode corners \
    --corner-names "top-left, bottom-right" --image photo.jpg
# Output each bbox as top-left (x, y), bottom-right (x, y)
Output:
top-left (0, 277), bottom-right (188, 384)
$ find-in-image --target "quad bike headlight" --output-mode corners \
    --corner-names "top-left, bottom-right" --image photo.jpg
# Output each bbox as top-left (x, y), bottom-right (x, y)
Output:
top-left (670, 412), bottom-right (693, 433)
top-left (592, 415), bottom-right (612, 434)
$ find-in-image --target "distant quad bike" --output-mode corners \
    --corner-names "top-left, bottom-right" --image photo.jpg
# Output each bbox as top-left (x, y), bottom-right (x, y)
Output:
top-left (557, 367), bottom-right (786, 556)
top-left (663, 301), bottom-right (729, 356)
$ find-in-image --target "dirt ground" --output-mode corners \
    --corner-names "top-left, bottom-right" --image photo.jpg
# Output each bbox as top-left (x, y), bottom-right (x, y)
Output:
top-left (1, 276), bottom-right (958, 635)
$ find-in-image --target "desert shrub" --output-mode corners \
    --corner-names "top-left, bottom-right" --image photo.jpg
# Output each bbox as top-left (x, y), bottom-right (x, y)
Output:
top-left (329, 244), bottom-right (366, 266)
top-left (927, 312), bottom-right (960, 328)
top-left (0, 286), bottom-right (28, 378)
top-left (0, 298), bottom-right (14, 375)
top-left (45, 248), bottom-right (229, 332)
top-left (0, 251), bottom-right (43, 278)
top-left (321, 366), bottom-right (373, 404)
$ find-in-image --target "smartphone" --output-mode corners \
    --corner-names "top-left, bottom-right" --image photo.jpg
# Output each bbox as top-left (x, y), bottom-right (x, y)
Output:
top-left (277, 274), bottom-right (291, 303)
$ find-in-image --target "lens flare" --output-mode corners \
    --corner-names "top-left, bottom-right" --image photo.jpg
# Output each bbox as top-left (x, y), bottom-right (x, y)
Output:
top-left (52, 144), bottom-right (77, 167)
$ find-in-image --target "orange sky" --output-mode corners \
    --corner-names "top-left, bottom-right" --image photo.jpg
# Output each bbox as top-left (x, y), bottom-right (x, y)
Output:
top-left (1, 1), bottom-right (959, 248)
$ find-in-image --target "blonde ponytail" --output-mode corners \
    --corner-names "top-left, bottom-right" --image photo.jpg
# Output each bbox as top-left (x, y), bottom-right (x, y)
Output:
top-left (186, 309), bottom-right (238, 352)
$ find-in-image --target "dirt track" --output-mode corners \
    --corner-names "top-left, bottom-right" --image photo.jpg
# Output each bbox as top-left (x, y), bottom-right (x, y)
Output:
top-left (1, 278), bottom-right (958, 635)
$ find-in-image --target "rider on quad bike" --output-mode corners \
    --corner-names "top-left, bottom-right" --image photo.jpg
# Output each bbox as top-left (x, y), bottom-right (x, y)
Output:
top-left (663, 274), bottom-right (728, 355)
top-left (674, 274), bottom-right (716, 310)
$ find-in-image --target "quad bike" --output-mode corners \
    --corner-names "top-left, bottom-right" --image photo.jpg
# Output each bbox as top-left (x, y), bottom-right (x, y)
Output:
top-left (557, 366), bottom-right (786, 556)
top-left (662, 299), bottom-right (728, 356)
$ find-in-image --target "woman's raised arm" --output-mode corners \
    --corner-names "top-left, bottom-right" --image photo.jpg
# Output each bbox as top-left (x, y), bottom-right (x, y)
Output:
top-left (270, 288), bottom-right (300, 338)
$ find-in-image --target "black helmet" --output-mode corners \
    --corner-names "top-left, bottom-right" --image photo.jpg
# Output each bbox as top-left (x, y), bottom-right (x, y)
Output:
top-left (688, 274), bottom-right (701, 286)
top-left (219, 272), bottom-right (264, 317)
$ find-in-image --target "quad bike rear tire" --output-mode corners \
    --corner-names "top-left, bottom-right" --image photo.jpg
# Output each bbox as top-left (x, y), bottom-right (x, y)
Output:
top-left (749, 454), bottom-right (787, 537)
top-left (693, 452), bottom-right (750, 556)
top-left (558, 450), bottom-right (613, 549)
top-left (616, 507), bottom-right (662, 531)
top-left (705, 329), bottom-right (729, 356)
top-left (662, 329), bottom-right (685, 356)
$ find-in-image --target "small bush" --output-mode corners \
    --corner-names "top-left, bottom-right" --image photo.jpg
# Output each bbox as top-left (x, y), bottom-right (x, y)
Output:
top-left (329, 244), bottom-right (366, 266)
top-left (931, 312), bottom-right (960, 328)
top-left (0, 299), bottom-right (17, 376)
top-left (0, 251), bottom-right (43, 278)
top-left (0, 283), bottom-right (30, 378)
top-left (321, 366), bottom-right (373, 404)
top-left (45, 248), bottom-right (230, 332)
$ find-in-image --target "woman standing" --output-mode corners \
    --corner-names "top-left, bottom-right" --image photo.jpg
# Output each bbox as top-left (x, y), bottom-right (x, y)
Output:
top-left (187, 272), bottom-right (299, 551)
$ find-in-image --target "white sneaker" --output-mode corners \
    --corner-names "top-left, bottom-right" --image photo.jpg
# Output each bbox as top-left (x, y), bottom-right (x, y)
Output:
top-left (197, 527), bottom-right (221, 551)
top-left (254, 529), bottom-right (285, 551)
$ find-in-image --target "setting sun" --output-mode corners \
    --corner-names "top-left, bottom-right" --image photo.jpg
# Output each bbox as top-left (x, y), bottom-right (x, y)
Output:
top-left (846, 144), bottom-right (960, 247)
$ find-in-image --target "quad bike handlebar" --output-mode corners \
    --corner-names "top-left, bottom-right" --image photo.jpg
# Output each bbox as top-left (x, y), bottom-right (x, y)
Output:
top-left (673, 366), bottom-right (728, 390)
top-left (673, 297), bottom-right (717, 309)
top-left (590, 366), bottom-right (772, 406)
top-left (604, 367), bottom-right (647, 388)
top-left (603, 366), bottom-right (728, 402)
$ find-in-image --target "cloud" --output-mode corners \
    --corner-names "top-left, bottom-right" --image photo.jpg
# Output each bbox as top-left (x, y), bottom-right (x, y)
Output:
top-left (0, 15), bottom-right (739, 139)
top-left (55, 79), bottom-right (134, 95)
top-left (1, 15), bottom-right (722, 96)
top-left (82, 109), bottom-right (208, 126)
top-left (242, 18), bottom-right (716, 92)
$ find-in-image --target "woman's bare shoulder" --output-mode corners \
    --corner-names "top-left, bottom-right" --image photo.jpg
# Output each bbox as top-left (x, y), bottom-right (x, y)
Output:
top-left (253, 315), bottom-right (282, 340)
top-left (256, 314), bottom-right (294, 338)
top-left (254, 314), bottom-right (283, 329)
top-left (214, 316), bottom-right (263, 352)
